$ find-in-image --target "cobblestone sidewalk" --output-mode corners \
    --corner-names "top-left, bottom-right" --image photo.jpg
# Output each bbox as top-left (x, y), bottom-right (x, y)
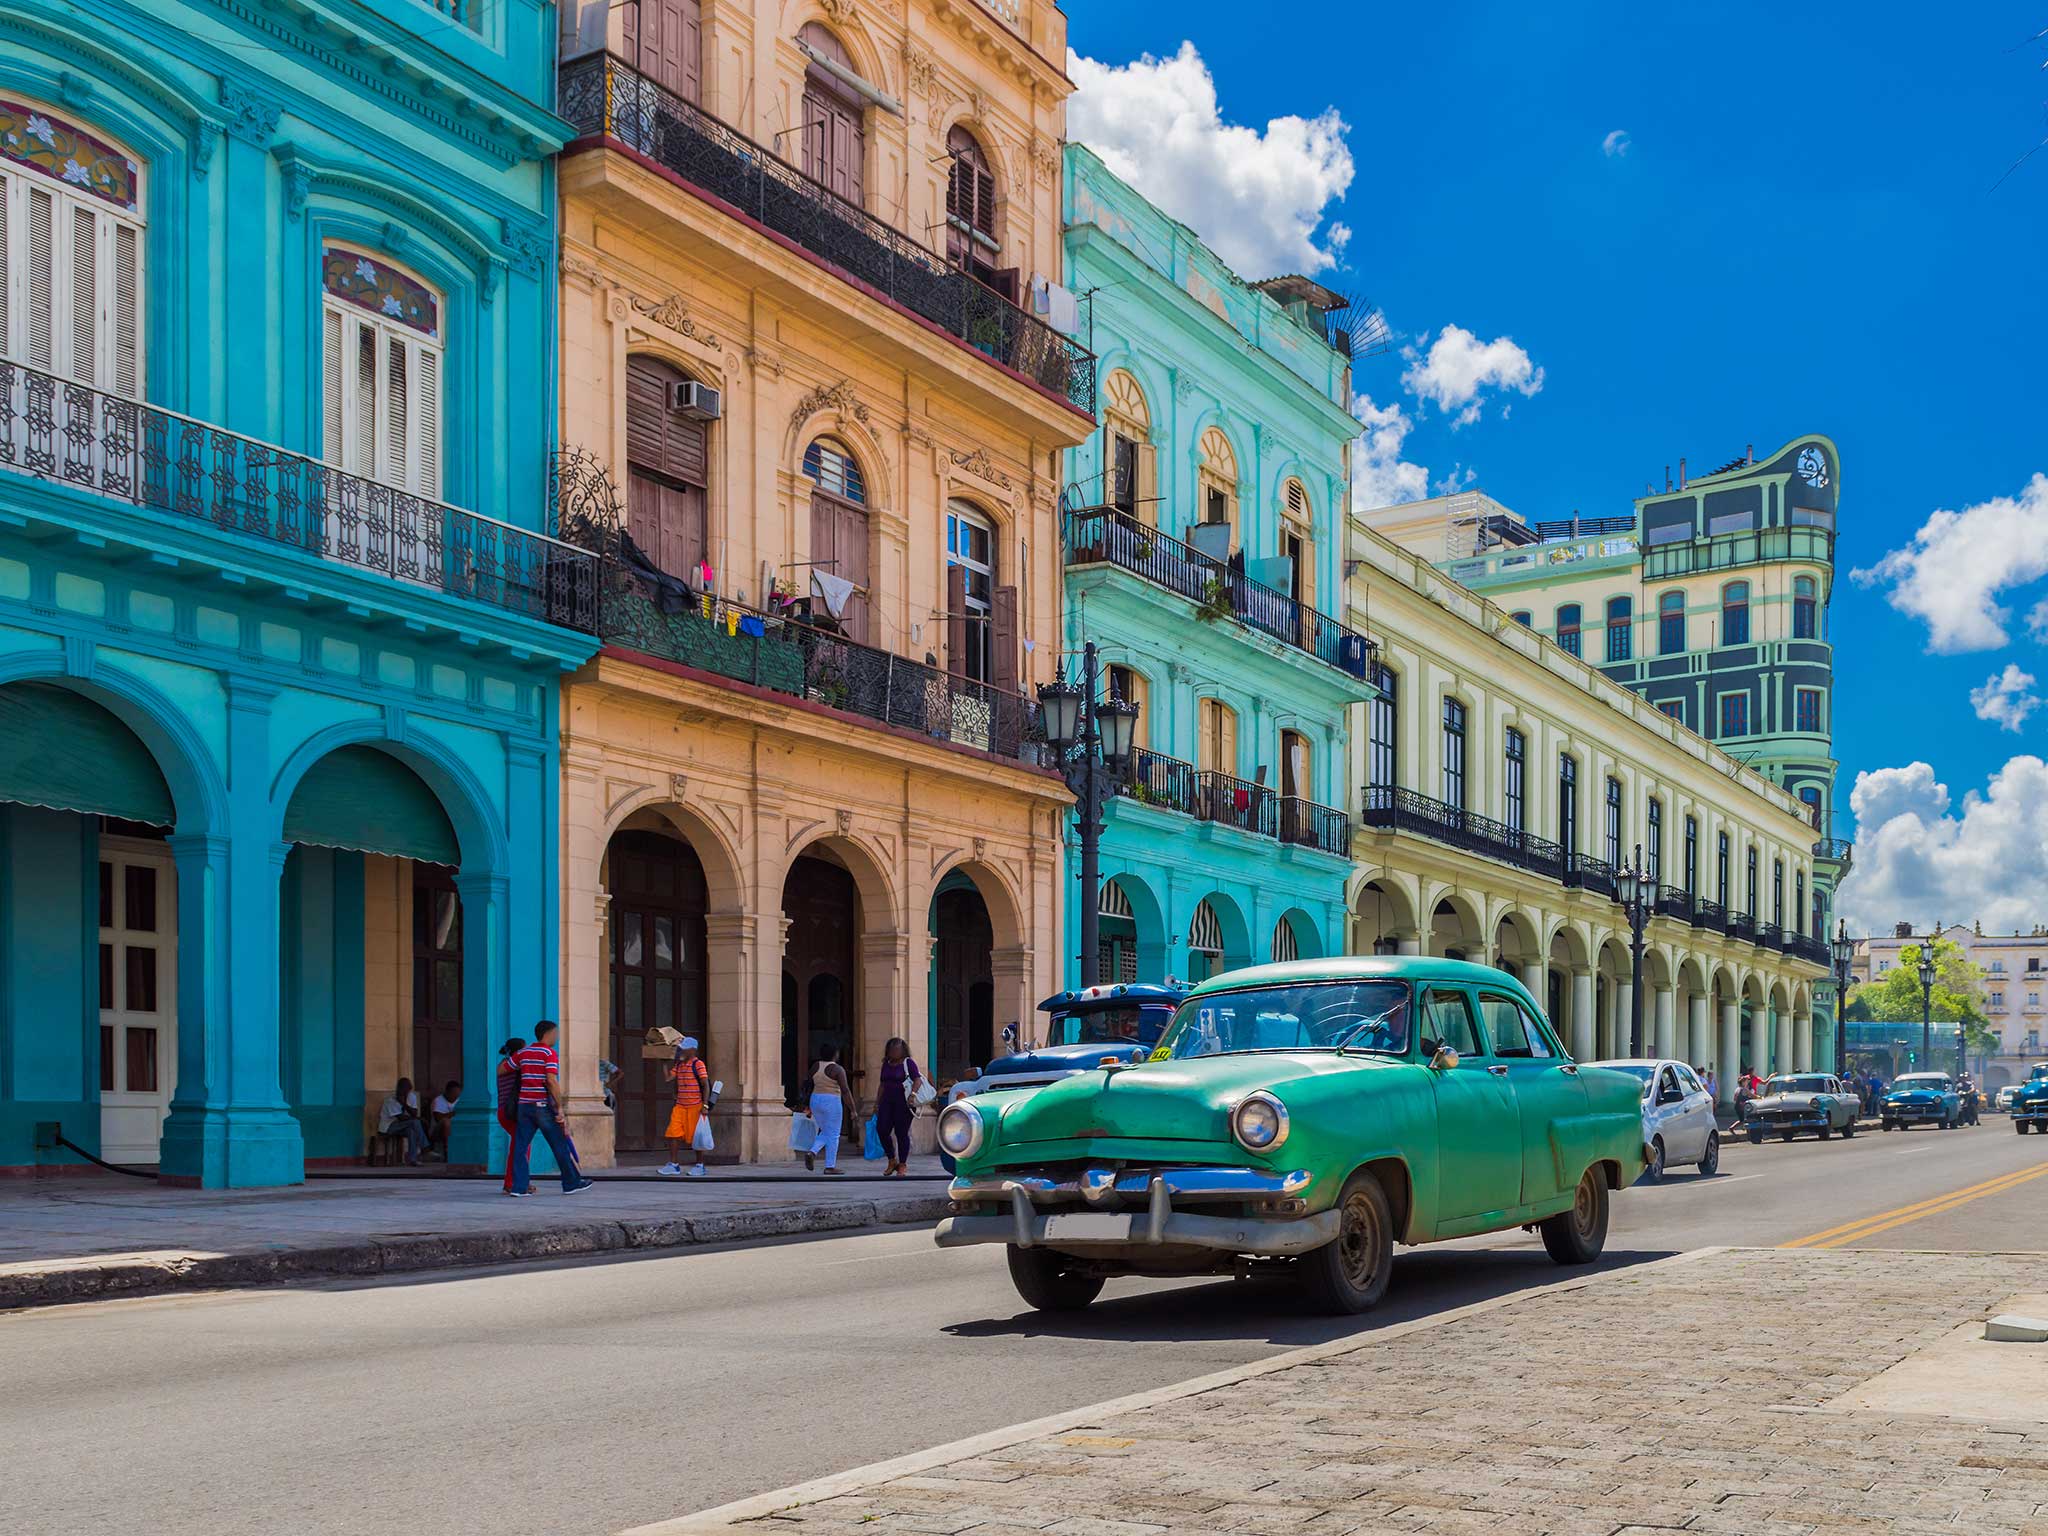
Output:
top-left (658, 1248), bottom-right (2048, 1536)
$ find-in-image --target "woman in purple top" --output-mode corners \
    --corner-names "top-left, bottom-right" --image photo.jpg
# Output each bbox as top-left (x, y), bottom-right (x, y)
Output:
top-left (494, 1037), bottom-right (524, 1192)
top-left (875, 1036), bottom-right (923, 1177)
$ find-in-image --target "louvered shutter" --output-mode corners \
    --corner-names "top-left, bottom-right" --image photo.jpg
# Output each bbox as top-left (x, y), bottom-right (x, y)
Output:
top-left (0, 183), bottom-right (9, 351)
top-left (991, 584), bottom-right (1018, 694)
top-left (322, 308), bottom-right (344, 465)
top-left (837, 499), bottom-right (869, 642)
top-left (386, 333), bottom-right (411, 490)
top-left (945, 563), bottom-right (967, 678)
top-left (111, 223), bottom-right (139, 399)
top-left (352, 321), bottom-right (377, 477)
top-left (1137, 443), bottom-right (1157, 526)
top-left (415, 343), bottom-right (439, 493)
top-left (26, 183), bottom-right (53, 370)
top-left (69, 204), bottom-right (95, 386)
top-left (1218, 705), bottom-right (1237, 778)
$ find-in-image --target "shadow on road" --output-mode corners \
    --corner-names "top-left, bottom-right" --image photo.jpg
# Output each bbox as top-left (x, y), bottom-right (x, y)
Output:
top-left (939, 1245), bottom-right (1680, 1348)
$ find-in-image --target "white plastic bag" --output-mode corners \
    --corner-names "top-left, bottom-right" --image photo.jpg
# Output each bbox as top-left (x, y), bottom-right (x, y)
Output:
top-left (910, 1075), bottom-right (937, 1108)
top-left (692, 1115), bottom-right (715, 1153)
top-left (787, 1112), bottom-right (818, 1151)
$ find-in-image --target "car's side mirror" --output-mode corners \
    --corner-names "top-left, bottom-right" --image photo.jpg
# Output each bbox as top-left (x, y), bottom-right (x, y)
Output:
top-left (1429, 1044), bottom-right (1460, 1072)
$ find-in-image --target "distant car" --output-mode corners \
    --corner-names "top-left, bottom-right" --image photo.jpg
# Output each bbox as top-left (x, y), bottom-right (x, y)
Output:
top-left (2013, 1065), bottom-right (2048, 1134)
top-left (1996, 1083), bottom-right (2022, 1113)
top-left (1743, 1072), bottom-right (1859, 1143)
top-left (1880, 1072), bottom-right (1962, 1131)
top-left (1587, 1058), bottom-right (1720, 1178)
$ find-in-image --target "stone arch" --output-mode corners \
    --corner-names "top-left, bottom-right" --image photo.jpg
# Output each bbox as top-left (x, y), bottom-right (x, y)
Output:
top-left (928, 853), bottom-right (1025, 953)
top-left (1492, 907), bottom-right (1542, 964)
top-left (1187, 889), bottom-right (1252, 979)
top-left (268, 720), bottom-right (506, 878)
top-left (1352, 873), bottom-right (1418, 953)
top-left (0, 655), bottom-right (227, 837)
top-left (600, 790), bottom-right (748, 915)
top-left (1425, 888), bottom-right (1484, 961)
top-left (1096, 870), bottom-right (1169, 984)
top-left (780, 830), bottom-right (900, 932)
top-left (785, 397), bottom-right (895, 514)
top-left (1272, 907), bottom-right (1323, 963)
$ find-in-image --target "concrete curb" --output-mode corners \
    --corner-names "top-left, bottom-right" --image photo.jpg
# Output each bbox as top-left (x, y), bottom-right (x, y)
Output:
top-left (0, 1193), bottom-right (951, 1311)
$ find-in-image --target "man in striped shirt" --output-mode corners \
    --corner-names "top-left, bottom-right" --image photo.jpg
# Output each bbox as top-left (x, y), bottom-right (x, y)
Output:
top-left (508, 1020), bottom-right (594, 1197)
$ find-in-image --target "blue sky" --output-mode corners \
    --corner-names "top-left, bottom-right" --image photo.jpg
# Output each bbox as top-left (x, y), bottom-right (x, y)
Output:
top-left (1067, 2), bottom-right (2048, 932)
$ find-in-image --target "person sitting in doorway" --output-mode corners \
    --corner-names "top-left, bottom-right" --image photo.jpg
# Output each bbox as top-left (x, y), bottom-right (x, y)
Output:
top-left (427, 1080), bottom-right (461, 1160)
top-left (378, 1077), bottom-right (429, 1167)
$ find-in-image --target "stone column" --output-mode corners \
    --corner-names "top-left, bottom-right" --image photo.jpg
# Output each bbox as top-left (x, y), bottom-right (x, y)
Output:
top-left (1571, 969), bottom-right (1596, 1061)
top-left (859, 930), bottom-right (910, 1114)
top-left (706, 910), bottom-right (770, 1160)
top-left (1718, 999), bottom-right (1741, 1109)
top-left (1793, 1011), bottom-right (1813, 1072)
top-left (1688, 992), bottom-right (1710, 1068)
top-left (557, 747), bottom-right (612, 1165)
top-left (1395, 933), bottom-right (1422, 956)
top-left (1654, 985), bottom-right (1677, 1062)
top-left (1520, 961), bottom-right (1545, 1003)
top-left (990, 945), bottom-right (1034, 1052)
top-left (453, 870), bottom-right (509, 1172)
top-left (1777, 1007), bottom-right (1796, 1076)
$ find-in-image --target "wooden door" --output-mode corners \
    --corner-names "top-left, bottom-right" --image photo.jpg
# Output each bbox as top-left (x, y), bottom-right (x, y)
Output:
top-left (607, 831), bottom-right (708, 1154)
top-left (410, 863), bottom-right (464, 1104)
top-left (627, 0), bottom-right (701, 102)
top-left (625, 357), bottom-right (708, 580)
top-left (934, 887), bottom-right (995, 1081)
top-left (809, 492), bottom-right (869, 641)
top-left (783, 856), bottom-right (859, 1106)
top-left (97, 838), bottom-right (176, 1166)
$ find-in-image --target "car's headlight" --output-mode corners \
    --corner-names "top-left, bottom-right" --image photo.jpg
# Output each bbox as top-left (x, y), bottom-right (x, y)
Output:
top-left (1232, 1092), bottom-right (1289, 1153)
top-left (936, 1101), bottom-right (984, 1159)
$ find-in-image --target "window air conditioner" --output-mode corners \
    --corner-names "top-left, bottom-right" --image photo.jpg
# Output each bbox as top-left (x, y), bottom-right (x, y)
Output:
top-left (672, 381), bottom-right (722, 421)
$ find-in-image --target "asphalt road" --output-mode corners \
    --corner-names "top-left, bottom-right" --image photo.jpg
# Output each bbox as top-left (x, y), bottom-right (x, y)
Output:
top-left (5, 1119), bottom-right (2045, 1536)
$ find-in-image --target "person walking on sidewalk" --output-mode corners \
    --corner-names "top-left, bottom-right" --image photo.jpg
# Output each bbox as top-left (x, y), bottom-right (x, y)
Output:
top-left (509, 1021), bottom-right (594, 1197)
top-left (807, 1044), bottom-right (855, 1174)
top-left (661, 1037), bottom-right (711, 1178)
top-left (494, 1038), bottom-right (524, 1192)
top-left (875, 1036), bottom-right (924, 1178)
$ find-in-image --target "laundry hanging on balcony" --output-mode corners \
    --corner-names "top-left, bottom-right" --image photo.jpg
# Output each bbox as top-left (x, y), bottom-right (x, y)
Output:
top-left (811, 569), bottom-right (857, 619)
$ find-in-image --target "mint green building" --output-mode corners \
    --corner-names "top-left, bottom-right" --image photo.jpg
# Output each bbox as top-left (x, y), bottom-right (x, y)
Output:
top-left (1058, 144), bottom-right (1370, 986)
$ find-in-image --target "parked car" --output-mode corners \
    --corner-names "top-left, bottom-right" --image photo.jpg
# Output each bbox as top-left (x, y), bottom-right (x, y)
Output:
top-left (1996, 1083), bottom-right (2022, 1113)
top-left (1742, 1073), bottom-right (1859, 1143)
top-left (1587, 1058), bottom-right (1720, 1178)
top-left (1879, 1072), bottom-right (1963, 1131)
top-left (934, 957), bottom-right (1649, 1315)
top-left (2012, 1065), bottom-right (2048, 1134)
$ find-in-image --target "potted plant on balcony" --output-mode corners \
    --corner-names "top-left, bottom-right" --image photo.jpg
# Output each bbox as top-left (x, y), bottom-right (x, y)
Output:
top-left (1197, 576), bottom-right (1234, 624)
top-left (1131, 530), bottom-right (1156, 561)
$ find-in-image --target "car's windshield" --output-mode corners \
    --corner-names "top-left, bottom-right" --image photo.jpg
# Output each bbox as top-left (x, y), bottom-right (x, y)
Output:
top-left (1894, 1074), bottom-right (1950, 1089)
top-left (1046, 1006), bottom-right (1147, 1046)
top-left (1153, 981), bottom-right (1411, 1059)
top-left (1765, 1076), bottom-right (1831, 1095)
top-left (1603, 1065), bottom-right (1656, 1084)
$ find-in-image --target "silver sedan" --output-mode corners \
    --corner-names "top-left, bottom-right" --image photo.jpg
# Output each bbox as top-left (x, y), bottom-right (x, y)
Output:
top-left (1587, 1058), bottom-right (1721, 1180)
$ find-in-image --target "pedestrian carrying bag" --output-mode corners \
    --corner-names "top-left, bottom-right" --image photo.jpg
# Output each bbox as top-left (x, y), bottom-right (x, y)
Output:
top-left (787, 1111), bottom-right (818, 1152)
top-left (909, 1070), bottom-right (937, 1109)
top-left (692, 1115), bottom-right (715, 1153)
top-left (863, 1115), bottom-right (883, 1161)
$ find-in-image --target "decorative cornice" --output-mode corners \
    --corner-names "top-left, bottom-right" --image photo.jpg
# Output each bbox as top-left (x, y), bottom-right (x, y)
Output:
top-left (633, 292), bottom-right (721, 349)
top-left (950, 446), bottom-right (1012, 490)
top-left (503, 219), bottom-right (549, 278)
top-left (1029, 132), bottom-right (1058, 187)
top-left (219, 79), bottom-right (280, 147)
top-left (790, 378), bottom-right (869, 430)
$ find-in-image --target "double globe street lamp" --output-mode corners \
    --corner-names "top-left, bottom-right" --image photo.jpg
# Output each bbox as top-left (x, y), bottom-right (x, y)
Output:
top-left (1830, 918), bottom-right (1855, 1076)
top-left (1037, 641), bottom-right (1140, 988)
top-left (1618, 843), bottom-right (1659, 1058)
top-left (1916, 935), bottom-right (1937, 1072)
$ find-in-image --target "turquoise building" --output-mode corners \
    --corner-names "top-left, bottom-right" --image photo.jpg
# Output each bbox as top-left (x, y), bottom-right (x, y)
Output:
top-left (0, 0), bottom-right (594, 1182)
top-left (1059, 144), bottom-right (1368, 987)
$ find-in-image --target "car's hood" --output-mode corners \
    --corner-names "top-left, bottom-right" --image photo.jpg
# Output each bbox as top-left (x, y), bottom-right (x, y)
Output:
top-left (989, 1051), bottom-right (1370, 1147)
top-left (981, 1043), bottom-right (1148, 1079)
top-left (1886, 1088), bottom-right (1946, 1100)
top-left (1752, 1092), bottom-right (1828, 1110)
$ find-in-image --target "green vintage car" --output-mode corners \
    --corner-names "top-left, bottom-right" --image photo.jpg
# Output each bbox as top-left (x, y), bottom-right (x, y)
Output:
top-left (933, 957), bottom-right (1649, 1314)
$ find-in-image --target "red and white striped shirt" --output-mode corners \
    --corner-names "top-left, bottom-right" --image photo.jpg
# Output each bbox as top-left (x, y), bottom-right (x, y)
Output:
top-left (514, 1042), bottom-right (558, 1104)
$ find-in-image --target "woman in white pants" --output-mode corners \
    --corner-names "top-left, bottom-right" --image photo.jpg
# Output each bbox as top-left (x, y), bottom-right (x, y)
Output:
top-left (808, 1044), bottom-right (856, 1174)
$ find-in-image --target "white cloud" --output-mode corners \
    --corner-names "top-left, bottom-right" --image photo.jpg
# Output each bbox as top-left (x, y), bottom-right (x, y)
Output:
top-left (1433, 464), bottom-right (1478, 496)
top-left (1971, 664), bottom-right (2043, 733)
top-left (1067, 43), bottom-right (1354, 277)
top-left (1350, 393), bottom-right (1430, 511)
top-left (1836, 758), bottom-right (2048, 936)
top-left (1602, 129), bottom-right (1632, 158)
top-left (1851, 472), bottom-right (2048, 653)
top-left (1401, 325), bottom-right (1545, 427)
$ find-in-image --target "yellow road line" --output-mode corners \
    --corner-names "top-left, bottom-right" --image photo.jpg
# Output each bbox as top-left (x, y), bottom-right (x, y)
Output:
top-left (1780, 1163), bottom-right (2048, 1249)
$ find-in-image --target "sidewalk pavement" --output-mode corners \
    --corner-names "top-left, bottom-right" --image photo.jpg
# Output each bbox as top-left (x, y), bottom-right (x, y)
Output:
top-left (0, 1156), bottom-right (950, 1310)
top-left (650, 1247), bottom-right (2048, 1536)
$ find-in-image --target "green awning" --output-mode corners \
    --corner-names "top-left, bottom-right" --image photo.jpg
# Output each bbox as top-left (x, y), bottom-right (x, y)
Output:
top-left (283, 745), bottom-right (460, 866)
top-left (0, 682), bottom-right (174, 825)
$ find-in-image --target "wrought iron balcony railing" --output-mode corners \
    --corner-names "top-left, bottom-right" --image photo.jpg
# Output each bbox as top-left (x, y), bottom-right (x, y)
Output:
top-left (1564, 853), bottom-right (1617, 899)
top-left (1196, 768), bottom-right (1277, 839)
top-left (0, 362), bottom-right (598, 632)
top-left (1655, 885), bottom-right (1696, 923)
top-left (1756, 922), bottom-right (1785, 950)
top-left (1280, 795), bottom-right (1350, 856)
top-left (1694, 900), bottom-right (1728, 933)
top-left (1116, 746), bottom-right (1202, 818)
top-left (1641, 524), bottom-right (1834, 581)
top-left (1063, 506), bottom-right (1376, 680)
top-left (1113, 748), bottom-right (1344, 853)
top-left (1726, 911), bottom-right (1757, 943)
top-left (1812, 837), bottom-right (1854, 864)
top-left (1359, 786), bottom-right (1565, 881)
top-left (1785, 932), bottom-right (1830, 965)
top-left (558, 52), bottom-right (1095, 416)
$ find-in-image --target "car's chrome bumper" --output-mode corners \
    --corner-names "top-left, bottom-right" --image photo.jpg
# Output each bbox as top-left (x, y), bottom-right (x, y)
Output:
top-left (937, 1166), bottom-right (1328, 1256)
top-left (2014, 1106), bottom-right (2048, 1124)
top-left (1884, 1105), bottom-right (1944, 1120)
top-left (1749, 1112), bottom-right (1829, 1129)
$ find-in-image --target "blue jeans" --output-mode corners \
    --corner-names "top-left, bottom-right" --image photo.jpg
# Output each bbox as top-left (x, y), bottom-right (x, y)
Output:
top-left (511, 1102), bottom-right (586, 1193)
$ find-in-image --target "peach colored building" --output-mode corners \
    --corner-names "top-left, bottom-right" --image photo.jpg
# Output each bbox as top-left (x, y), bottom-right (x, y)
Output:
top-left (550, 0), bottom-right (1093, 1162)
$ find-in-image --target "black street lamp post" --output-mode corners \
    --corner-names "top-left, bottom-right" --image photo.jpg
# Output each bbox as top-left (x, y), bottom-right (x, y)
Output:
top-left (1916, 937), bottom-right (1937, 1072)
top-left (1037, 641), bottom-right (1139, 987)
top-left (1830, 919), bottom-right (1855, 1076)
top-left (1621, 842), bottom-right (1657, 1057)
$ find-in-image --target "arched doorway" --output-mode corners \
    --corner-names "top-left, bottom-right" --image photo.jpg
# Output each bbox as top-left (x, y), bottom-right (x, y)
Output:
top-left (605, 827), bottom-right (709, 1155)
top-left (931, 874), bottom-right (994, 1082)
top-left (783, 849), bottom-right (861, 1106)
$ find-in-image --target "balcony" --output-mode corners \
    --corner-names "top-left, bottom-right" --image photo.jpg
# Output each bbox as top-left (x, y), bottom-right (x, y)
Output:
top-left (0, 362), bottom-right (598, 632)
top-left (1757, 922), bottom-right (1786, 950)
top-left (1727, 911), bottom-right (1757, 944)
top-left (1641, 523), bottom-right (1834, 581)
top-left (557, 53), bottom-right (1094, 417)
top-left (1113, 748), bottom-right (1347, 855)
top-left (1656, 885), bottom-right (1696, 923)
top-left (1359, 786), bottom-right (1566, 881)
top-left (1564, 854), bottom-right (1618, 899)
top-left (1063, 507), bottom-right (1376, 681)
top-left (1813, 837), bottom-right (1853, 868)
top-left (1695, 900), bottom-right (1728, 933)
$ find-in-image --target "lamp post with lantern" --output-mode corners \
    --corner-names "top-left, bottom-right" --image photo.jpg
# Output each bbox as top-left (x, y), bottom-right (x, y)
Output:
top-left (1916, 936), bottom-right (1937, 1071)
top-left (1620, 843), bottom-right (1658, 1057)
top-left (1830, 919), bottom-right (1855, 1076)
top-left (1037, 641), bottom-right (1140, 987)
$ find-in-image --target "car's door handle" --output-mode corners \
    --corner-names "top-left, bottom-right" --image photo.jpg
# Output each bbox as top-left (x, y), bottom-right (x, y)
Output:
top-left (1559, 1064), bottom-right (1579, 1075)
top-left (1487, 1064), bottom-right (1509, 1078)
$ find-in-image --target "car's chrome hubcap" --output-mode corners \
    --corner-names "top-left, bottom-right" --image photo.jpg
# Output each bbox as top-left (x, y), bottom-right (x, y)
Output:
top-left (1337, 1193), bottom-right (1382, 1289)
top-left (1572, 1176), bottom-right (1596, 1237)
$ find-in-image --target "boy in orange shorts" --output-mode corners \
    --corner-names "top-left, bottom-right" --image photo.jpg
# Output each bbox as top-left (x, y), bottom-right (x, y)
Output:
top-left (662, 1036), bottom-right (710, 1178)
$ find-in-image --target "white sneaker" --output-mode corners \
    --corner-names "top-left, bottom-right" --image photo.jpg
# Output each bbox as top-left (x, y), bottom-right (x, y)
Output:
top-left (658, 1163), bottom-right (682, 1176)
top-left (685, 1164), bottom-right (707, 1178)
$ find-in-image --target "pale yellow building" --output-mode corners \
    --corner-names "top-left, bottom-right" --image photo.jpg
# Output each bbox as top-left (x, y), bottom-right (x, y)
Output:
top-left (1854, 922), bottom-right (2048, 1088)
top-left (549, 0), bottom-right (1093, 1162)
top-left (1345, 518), bottom-right (1829, 1106)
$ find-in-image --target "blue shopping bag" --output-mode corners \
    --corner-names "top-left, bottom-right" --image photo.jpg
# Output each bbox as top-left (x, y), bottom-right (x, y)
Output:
top-left (863, 1115), bottom-right (883, 1161)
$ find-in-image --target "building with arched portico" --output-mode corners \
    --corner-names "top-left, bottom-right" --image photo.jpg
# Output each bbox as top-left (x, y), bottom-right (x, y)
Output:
top-left (1055, 144), bottom-right (1366, 996)
top-left (0, 0), bottom-right (594, 1183)
top-left (551, 0), bottom-right (1092, 1162)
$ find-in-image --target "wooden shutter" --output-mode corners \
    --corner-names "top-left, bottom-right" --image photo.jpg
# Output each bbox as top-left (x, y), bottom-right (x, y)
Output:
top-left (945, 563), bottom-right (967, 678)
top-left (111, 222), bottom-right (139, 399)
top-left (25, 183), bottom-right (53, 370)
top-left (352, 321), bottom-right (377, 476)
top-left (1218, 706), bottom-right (1237, 778)
top-left (1137, 443), bottom-right (1157, 526)
top-left (386, 334), bottom-right (411, 489)
top-left (835, 499), bottom-right (868, 642)
top-left (1198, 699), bottom-right (1218, 774)
top-left (638, 0), bottom-right (701, 102)
top-left (626, 356), bottom-right (708, 580)
top-left (415, 343), bottom-right (440, 494)
top-left (321, 309), bottom-right (344, 466)
top-left (69, 204), bottom-right (95, 387)
top-left (991, 584), bottom-right (1018, 694)
top-left (0, 181), bottom-right (9, 350)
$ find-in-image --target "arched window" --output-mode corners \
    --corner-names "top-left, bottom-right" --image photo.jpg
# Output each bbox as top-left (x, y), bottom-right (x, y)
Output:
top-left (1658, 590), bottom-right (1686, 654)
top-left (322, 246), bottom-right (443, 495)
top-left (1721, 580), bottom-right (1750, 645)
top-left (1196, 426), bottom-right (1238, 547)
top-left (1198, 697), bottom-right (1238, 778)
top-left (1100, 369), bottom-right (1153, 522)
top-left (1106, 664), bottom-right (1149, 750)
top-left (1793, 575), bottom-right (1817, 639)
top-left (945, 498), bottom-right (1010, 688)
top-left (1281, 478), bottom-right (1314, 608)
top-left (1556, 603), bottom-right (1582, 657)
top-left (1510, 610), bottom-right (1532, 627)
top-left (1, 101), bottom-right (145, 396)
top-left (1271, 918), bottom-right (1299, 964)
top-left (1280, 726), bottom-right (1312, 801)
top-left (799, 23), bottom-right (864, 206)
top-left (803, 436), bottom-right (870, 642)
top-left (623, 355), bottom-right (709, 582)
top-left (625, 0), bottom-right (701, 103)
top-left (945, 126), bottom-right (1000, 285)
top-left (1605, 595), bottom-right (1633, 662)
